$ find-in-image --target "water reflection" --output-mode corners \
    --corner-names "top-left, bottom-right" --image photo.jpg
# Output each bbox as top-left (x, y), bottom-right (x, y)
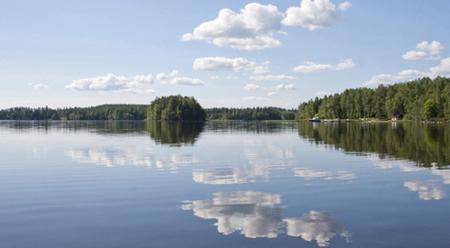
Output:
top-left (284, 211), bottom-right (351, 247)
top-left (404, 181), bottom-right (447, 200)
top-left (182, 191), bottom-right (350, 247)
top-left (192, 168), bottom-right (250, 185)
top-left (368, 155), bottom-right (425, 172)
top-left (147, 121), bottom-right (204, 146)
top-left (432, 169), bottom-right (450, 184)
top-left (182, 191), bottom-right (283, 238)
top-left (294, 168), bottom-right (356, 181)
top-left (0, 120), bottom-right (148, 134)
top-left (65, 147), bottom-right (196, 170)
top-left (297, 121), bottom-right (450, 167)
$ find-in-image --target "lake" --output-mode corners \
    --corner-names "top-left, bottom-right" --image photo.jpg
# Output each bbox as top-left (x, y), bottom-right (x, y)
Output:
top-left (0, 121), bottom-right (449, 248)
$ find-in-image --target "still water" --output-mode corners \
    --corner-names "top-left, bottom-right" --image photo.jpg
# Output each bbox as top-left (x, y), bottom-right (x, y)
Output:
top-left (0, 121), bottom-right (449, 248)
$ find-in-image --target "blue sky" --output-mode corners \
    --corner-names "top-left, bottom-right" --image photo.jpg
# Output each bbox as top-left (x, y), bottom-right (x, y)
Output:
top-left (1, 0), bottom-right (449, 108)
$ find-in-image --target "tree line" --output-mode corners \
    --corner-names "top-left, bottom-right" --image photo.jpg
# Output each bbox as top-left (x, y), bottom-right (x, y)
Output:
top-left (0, 105), bottom-right (147, 120)
top-left (297, 77), bottom-right (450, 120)
top-left (1, 77), bottom-right (449, 121)
top-left (205, 107), bottom-right (296, 120)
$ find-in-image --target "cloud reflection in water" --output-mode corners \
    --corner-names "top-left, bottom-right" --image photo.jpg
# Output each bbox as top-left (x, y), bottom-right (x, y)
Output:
top-left (182, 191), bottom-right (350, 247)
top-left (404, 181), bottom-right (446, 200)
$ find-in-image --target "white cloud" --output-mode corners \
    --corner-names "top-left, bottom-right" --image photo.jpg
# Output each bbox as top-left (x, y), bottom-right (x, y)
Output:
top-left (294, 62), bottom-right (332, 73)
top-left (282, 0), bottom-right (351, 30)
top-left (250, 74), bottom-right (296, 81)
top-left (430, 57), bottom-right (450, 76)
top-left (338, 1), bottom-right (352, 11)
top-left (182, 1), bottom-right (351, 50)
top-left (167, 76), bottom-right (203, 86)
top-left (244, 83), bottom-right (261, 90)
top-left (275, 83), bottom-right (295, 91)
top-left (366, 56), bottom-right (450, 86)
top-left (156, 70), bottom-right (204, 85)
top-left (315, 91), bottom-right (333, 97)
top-left (402, 41), bottom-right (443, 60)
top-left (293, 58), bottom-right (355, 73)
top-left (29, 83), bottom-right (48, 90)
top-left (193, 57), bottom-right (269, 74)
top-left (267, 91), bottom-right (280, 96)
top-left (365, 69), bottom-right (429, 86)
top-left (66, 73), bottom-right (152, 92)
top-left (404, 181), bottom-right (446, 201)
top-left (284, 211), bottom-right (351, 247)
top-left (243, 96), bottom-right (270, 101)
top-left (182, 3), bottom-right (284, 50)
top-left (66, 71), bottom-right (202, 92)
top-left (335, 58), bottom-right (355, 70)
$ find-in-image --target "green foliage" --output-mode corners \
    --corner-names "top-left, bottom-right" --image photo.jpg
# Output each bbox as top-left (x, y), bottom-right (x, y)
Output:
top-left (0, 104), bottom-right (147, 120)
top-left (297, 77), bottom-right (450, 120)
top-left (424, 98), bottom-right (438, 119)
top-left (297, 121), bottom-right (450, 167)
top-left (205, 107), bottom-right (296, 120)
top-left (147, 95), bottom-right (206, 121)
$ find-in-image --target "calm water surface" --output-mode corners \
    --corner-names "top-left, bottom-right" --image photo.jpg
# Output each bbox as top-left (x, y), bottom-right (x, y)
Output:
top-left (0, 121), bottom-right (449, 248)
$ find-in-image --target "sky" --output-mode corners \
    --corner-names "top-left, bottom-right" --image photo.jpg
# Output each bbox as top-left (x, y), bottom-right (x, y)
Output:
top-left (1, 0), bottom-right (450, 109)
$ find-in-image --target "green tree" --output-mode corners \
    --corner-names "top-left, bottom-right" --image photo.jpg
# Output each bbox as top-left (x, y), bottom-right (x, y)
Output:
top-left (147, 95), bottom-right (206, 121)
top-left (424, 98), bottom-right (438, 119)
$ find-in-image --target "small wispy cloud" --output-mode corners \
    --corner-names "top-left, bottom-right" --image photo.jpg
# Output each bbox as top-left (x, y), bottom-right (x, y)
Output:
top-left (29, 83), bottom-right (48, 90)
top-left (293, 58), bottom-right (355, 73)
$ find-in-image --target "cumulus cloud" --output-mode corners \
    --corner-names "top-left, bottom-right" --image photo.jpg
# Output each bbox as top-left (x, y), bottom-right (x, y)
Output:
top-left (402, 41), bottom-right (443, 60)
top-left (294, 168), bottom-right (355, 181)
top-left (66, 73), bottom-right (153, 92)
top-left (366, 56), bottom-right (450, 86)
top-left (282, 0), bottom-right (351, 30)
top-left (66, 71), bottom-right (202, 92)
top-left (275, 83), bottom-right (295, 91)
top-left (365, 69), bottom-right (429, 86)
top-left (404, 181), bottom-right (446, 201)
top-left (293, 58), bottom-right (355, 73)
top-left (29, 83), bottom-right (48, 90)
top-left (193, 57), bottom-right (269, 74)
top-left (249, 74), bottom-right (296, 81)
top-left (244, 83), bottom-right (262, 90)
top-left (181, 3), bottom-right (284, 50)
top-left (182, 191), bottom-right (283, 238)
top-left (182, 1), bottom-right (351, 50)
top-left (430, 57), bottom-right (450, 76)
top-left (284, 211), bottom-right (351, 247)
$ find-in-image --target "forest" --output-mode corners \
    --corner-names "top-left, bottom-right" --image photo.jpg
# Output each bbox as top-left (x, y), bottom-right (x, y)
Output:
top-left (297, 77), bottom-right (450, 120)
top-left (147, 95), bottom-right (206, 121)
top-left (0, 105), bottom-right (147, 120)
top-left (1, 77), bottom-right (449, 121)
top-left (205, 107), bottom-right (296, 120)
